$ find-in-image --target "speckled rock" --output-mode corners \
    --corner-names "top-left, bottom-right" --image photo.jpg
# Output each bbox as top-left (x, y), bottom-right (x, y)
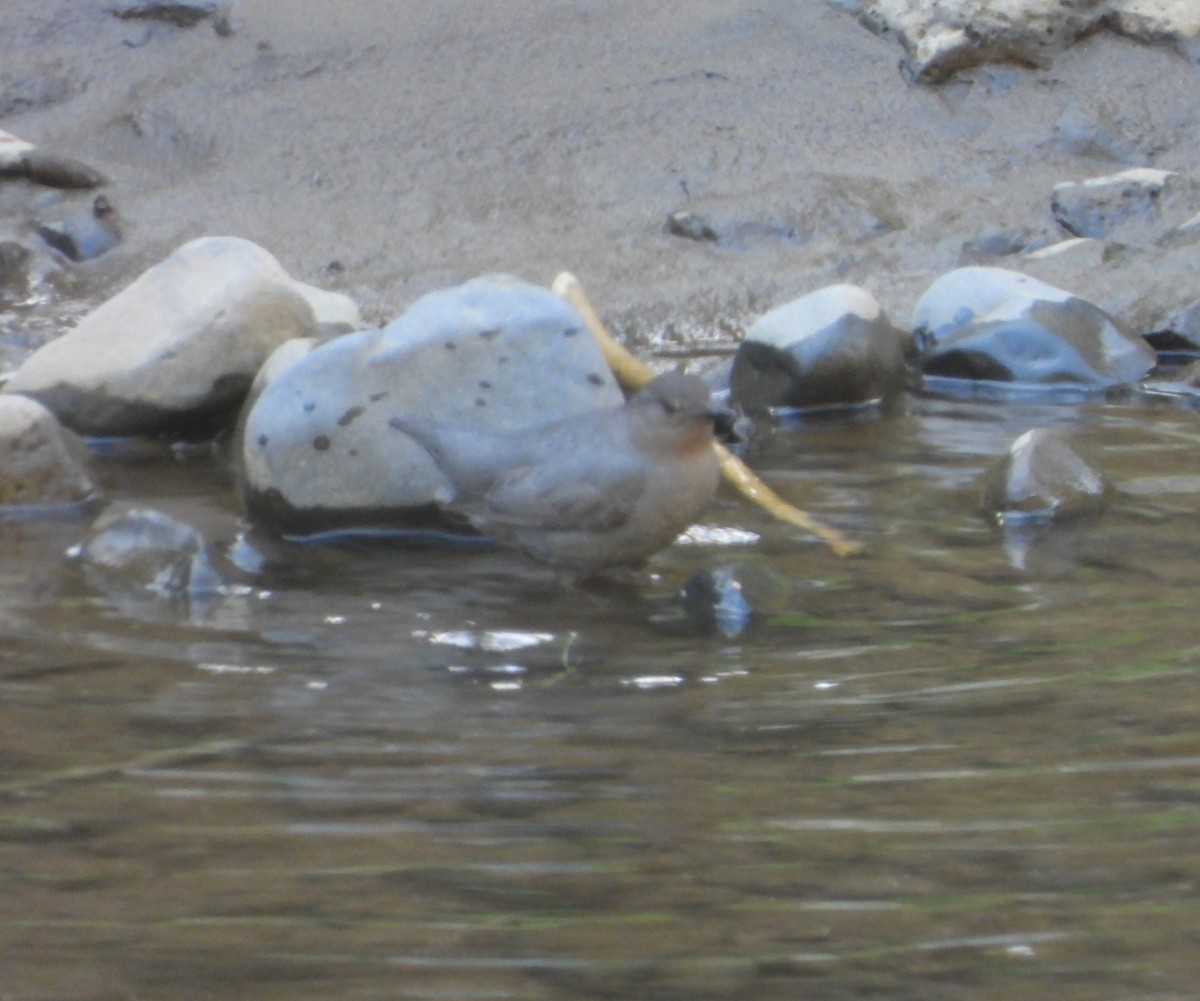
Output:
top-left (0, 394), bottom-right (101, 512)
top-left (730, 284), bottom-right (906, 412)
top-left (911, 267), bottom-right (1156, 387)
top-left (981, 427), bottom-right (1109, 522)
top-left (841, 0), bottom-right (1200, 82)
top-left (1050, 169), bottom-right (1200, 246)
top-left (4, 237), bottom-right (322, 437)
top-left (239, 275), bottom-right (624, 535)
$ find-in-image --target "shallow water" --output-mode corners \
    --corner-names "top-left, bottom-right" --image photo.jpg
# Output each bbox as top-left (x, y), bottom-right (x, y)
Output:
top-left (3, 382), bottom-right (1200, 1001)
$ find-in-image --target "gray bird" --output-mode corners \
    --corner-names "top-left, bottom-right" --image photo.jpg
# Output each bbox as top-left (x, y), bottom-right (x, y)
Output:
top-left (388, 372), bottom-right (722, 571)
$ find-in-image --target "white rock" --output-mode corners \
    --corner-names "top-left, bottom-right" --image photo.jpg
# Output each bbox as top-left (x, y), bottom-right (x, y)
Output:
top-left (5, 236), bottom-right (321, 436)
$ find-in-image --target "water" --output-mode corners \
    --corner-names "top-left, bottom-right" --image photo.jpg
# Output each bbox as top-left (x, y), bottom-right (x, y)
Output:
top-left (3, 384), bottom-right (1200, 1000)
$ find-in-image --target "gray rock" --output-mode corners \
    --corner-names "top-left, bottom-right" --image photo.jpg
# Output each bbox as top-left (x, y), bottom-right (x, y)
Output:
top-left (239, 274), bottom-right (623, 535)
top-left (912, 266), bottom-right (1156, 387)
top-left (0, 395), bottom-right (101, 512)
top-left (730, 284), bottom-right (906, 412)
top-left (843, 0), bottom-right (1199, 82)
top-left (5, 236), bottom-right (321, 437)
top-left (981, 427), bottom-right (1109, 523)
top-left (1051, 169), bottom-right (1200, 246)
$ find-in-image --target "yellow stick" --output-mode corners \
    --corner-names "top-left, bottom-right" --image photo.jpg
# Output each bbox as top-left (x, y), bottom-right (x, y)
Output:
top-left (552, 272), bottom-right (862, 557)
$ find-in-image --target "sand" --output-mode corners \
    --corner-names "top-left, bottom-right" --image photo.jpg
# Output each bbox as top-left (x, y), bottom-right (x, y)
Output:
top-left (2, 0), bottom-right (1199, 346)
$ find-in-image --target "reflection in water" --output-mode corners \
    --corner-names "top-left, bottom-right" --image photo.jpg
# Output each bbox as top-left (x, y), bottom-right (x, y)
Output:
top-left (2, 391), bottom-right (1200, 1000)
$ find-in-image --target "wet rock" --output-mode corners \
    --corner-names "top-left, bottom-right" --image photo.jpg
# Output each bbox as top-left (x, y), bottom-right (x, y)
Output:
top-left (4, 236), bottom-right (322, 438)
top-left (0, 130), bottom-right (105, 189)
top-left (239, 274), bottom-right (623, 535)
top-left (980, 427), bottom-right (1109, 523)
top-left (666, 210), bottom-right (718, 243)
top-left (1146, 297), bottom-right (1200, 352)
top-left (0, 241), bottom-right (33, 301)
top-left (110, 0), bottom-right (233, 34)
top-left (679, 562), bottom-right (803, 637)
top-left (1050, 169), bottom-right (1200, 246)
top-left (71, 507), bottom-right (223, 600)
top-left (0, 395), bottom-right (101, 512)
top-left (911, 267), bottom-right (1156, 387)
top-left (35, 195), bottom-right (122, 262)
top-left (730, 284), bottom-right (906, 412)
top-left (1141, 358), bottom-right (1200, 399)
top-left (843, 0), bottom-right (1199, 82)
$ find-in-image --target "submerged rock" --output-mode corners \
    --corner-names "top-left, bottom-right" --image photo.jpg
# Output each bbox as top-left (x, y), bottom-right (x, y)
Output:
top-left (980, 427), bottom-right (1109, 523)
top-left (72, 507), bottom-right (221, 596)
top-left (0, 395), bottom-right (101, 512)
top-left (1050, 169), bottom-right (1200, 246)
top-left (239, 274), bottom-right (624, 535)
top-left (911, 266), bottom-right (1155, 387)
top-left (730, 284), bottom-right (906, 412)
top-left (4, 236), bottom-right (326, 438)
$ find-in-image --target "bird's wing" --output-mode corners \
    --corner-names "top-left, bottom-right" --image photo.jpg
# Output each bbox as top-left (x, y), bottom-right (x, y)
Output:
top-left (462, 460), bottom-right (646, 533)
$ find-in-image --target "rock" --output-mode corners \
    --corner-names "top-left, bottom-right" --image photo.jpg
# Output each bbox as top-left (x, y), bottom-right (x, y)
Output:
top-left (0, 395), bottom-right (101, 512)
top-left (5, 236), bottom-right (322, 438)
top-left (730, 284), bottom-right (906, 412)
top-left (35, 194), bottom-right (122, 262)
top-left (842, 0), bottom-right (1200, 82)
top-left (664, 173), bottom-right (903, 250)
top-left (0, 241), bottom-right (33, 301)
top-left (239, 274), bottom-right (624, 535)
top-left (666, 210), bottom-right (718, 243)
top-left (0, 129), bottom-right (105, 189)
top-left (1146, 297), bottom-right (1200, 352)
top-left (679, 563), bottom-right (794, 637)
top-left (109, 0), bottom-right (233, 34)
top-left (911, 266), bottom-right (1156, 387)
top-left (980, 427), bottom-right (1109, 523)
top-left (1142, 358), bottom-right (1200, 398)
top-left (70, 507), bottom-right (224, 604)
top-left (290, 281), bottom-right (361, 336)
top-left (1050, 169), bottom-right (1200, 246)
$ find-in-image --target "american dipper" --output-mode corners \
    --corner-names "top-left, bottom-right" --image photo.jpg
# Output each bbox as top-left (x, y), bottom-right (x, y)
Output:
top-left (388, 371), bottom-right (722, 571)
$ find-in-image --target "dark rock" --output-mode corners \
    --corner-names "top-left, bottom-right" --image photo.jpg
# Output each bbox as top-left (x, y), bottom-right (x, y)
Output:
top-left (109, 0), bottom-right (233, 33)
top-left (0, 241), bottom-right (33, 299)
top-left (912, 267), bottom-right (1155, 387)
top-left (730, 284), bottom-right (907, 412)
top-left (980, 427), bottom-right (1108, 523)
top-left (680, 563), bottom-right (796, 637)
top-left (35, 195), bottom-right (122, 262)
top-left (666, 210), bottom-right (718, 243)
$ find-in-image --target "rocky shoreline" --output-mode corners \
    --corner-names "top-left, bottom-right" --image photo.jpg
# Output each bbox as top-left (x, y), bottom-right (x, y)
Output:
top-left (1, 0), bottom-right (1199, 590)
